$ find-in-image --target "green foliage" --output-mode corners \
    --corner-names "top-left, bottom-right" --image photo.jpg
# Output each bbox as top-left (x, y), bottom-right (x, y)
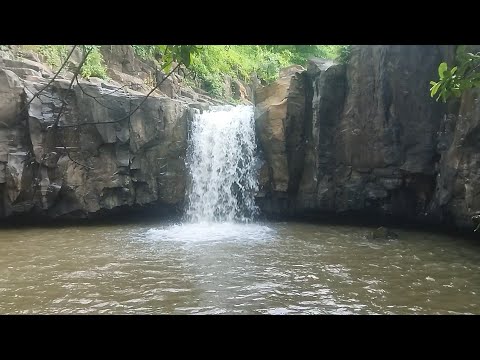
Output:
top-left (132, 45), bottom-right (346, 98)
top-left (185, 45), bottom-right (343, 98)
top-left (21, 45), bottom-right (108, 79)
top-left (336, 45), bottom-right (352, 64)
top-left (265, 45), bottom-right (340, 65)
top-left (188, 46), bottom-right (256, 98)
top-left (19, 44), bottom-right (349, 100)
top-left (132, 45), bottom-right (200, 72)
top-left (156, 45), bottom-right (201, 72)
top-left (37, 45), bottom-right (70, 70)
top-left (430, 46), bottom-right (480, 102)
top-left (132, 45), bottom-right (160, 61)
top-left (80, 46), bottom-right (108, 79)
top-left (255, 46), bottom-right (293, 83)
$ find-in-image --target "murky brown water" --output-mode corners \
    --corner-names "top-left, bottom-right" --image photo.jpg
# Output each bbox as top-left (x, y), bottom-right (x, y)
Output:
top-left (1, 221), bottom-right (479, 314)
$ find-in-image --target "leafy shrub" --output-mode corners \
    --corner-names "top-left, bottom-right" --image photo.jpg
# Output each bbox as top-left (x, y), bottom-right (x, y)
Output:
top-left (186, 45), bottom-right (344, 98)
top-left (80, 46), bottom-right (108, 79)
top-left (19, 45), bottom-right (108, 79)
top-left (37, 45), bottom-right (70, 69)
top-left (430, 46), bottom-right (480, 102)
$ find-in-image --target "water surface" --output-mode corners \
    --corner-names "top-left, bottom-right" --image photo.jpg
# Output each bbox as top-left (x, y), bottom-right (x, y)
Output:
top-left (1, 221), bottom-right (479, 314)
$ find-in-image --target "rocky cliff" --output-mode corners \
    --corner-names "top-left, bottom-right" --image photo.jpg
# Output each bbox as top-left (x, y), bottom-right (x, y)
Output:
top-left (2, 44), bottom-right (479, 231)
top-left (255, 45), bottom-right (480, 231)
top-left (0, 46), bottom-right (230, 220)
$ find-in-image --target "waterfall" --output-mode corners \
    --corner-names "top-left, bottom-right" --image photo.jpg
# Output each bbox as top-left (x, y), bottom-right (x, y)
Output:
top-left (185, 105), bottom-right (259, 223)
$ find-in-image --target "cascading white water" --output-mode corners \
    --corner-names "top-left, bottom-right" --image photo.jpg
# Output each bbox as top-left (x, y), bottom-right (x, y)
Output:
top-left (185, 105), bottom-right (259, 223)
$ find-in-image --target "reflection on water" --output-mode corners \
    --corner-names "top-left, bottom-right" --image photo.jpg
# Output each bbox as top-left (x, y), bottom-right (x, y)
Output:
top-left (1, 221), bottom-right (480, 314)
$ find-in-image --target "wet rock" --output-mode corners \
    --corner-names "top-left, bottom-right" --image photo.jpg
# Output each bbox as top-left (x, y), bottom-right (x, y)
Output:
top-left (473, 215), bottom-right (480, 232)
top-left (370, 226), bottom-right (399, 239)
top-left (189, 102), bottom-right (209, 113)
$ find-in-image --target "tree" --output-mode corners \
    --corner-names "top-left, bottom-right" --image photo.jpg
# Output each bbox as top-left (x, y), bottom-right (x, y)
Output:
top-left (430, 46), bottom-right (480, 102)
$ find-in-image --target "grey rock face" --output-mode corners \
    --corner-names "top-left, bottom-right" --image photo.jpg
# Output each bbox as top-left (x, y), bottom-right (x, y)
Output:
top-left (430, 88), bottom-right (480, 229)
top-left (0, 66), bottom-right (192, 219)
top-left (255, 45), bottom-right (480, 231)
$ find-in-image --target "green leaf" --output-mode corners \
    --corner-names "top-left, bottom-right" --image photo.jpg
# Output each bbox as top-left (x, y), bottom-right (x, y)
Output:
top-left (430, 82), bottom-right (441, 97)
top-left (431, 46), bottom-right (480, 101)
top-left (438, 62), bottom-right (448, 79)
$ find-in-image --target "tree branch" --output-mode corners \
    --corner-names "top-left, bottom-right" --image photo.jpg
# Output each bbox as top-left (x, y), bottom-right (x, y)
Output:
top-left (52, 48), bottom-right (92, 129)
top-left (49, 47), bottom-right (93, 170)
top-left (74, 74), bottom-right (121, 111)
top-left (23, 45), bottom-right (77, 109)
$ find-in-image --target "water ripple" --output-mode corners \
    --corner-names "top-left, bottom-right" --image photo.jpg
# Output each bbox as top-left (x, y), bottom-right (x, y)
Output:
top-left (1, 222), bottom-right (480, 314)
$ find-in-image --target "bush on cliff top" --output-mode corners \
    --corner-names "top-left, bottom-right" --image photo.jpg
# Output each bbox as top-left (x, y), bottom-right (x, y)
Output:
top-left (18, 45), bottom-right (350, 99)
top-left (19, 45), bottom-right (109, 80)
top-left (133, 45), bottom-right (348, 99)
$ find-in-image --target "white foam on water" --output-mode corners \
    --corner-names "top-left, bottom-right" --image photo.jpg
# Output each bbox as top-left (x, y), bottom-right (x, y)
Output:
top-left (147, 105), bottom-right (269, 245)
top-left (145, 222), bottom-right (275, 243)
